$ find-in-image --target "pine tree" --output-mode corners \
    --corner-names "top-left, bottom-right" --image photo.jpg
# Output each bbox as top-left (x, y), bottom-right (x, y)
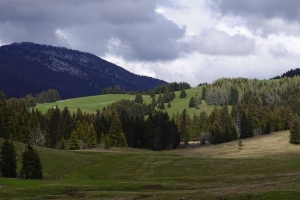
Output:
top-left (68, 130), bottom-right (80, 150)
top-left (87, 123), bottom-right (97, 148)
top-left (189, 97), bottom-right (195, 108)
top-left (167, 102), bottom-right (171, 108)
top-left (195, 96), bottom-right (200, 109)
top-left (59, 137), bottom-right (66, 150)
top-left (135, 93), bottom-right (143, 104)
top-left (0, 140), bottom-right (17, 178)
top-left (119, 132), bottom-right (128, 147)
top-left (149, 90), bottom-right (155, 98)
top-left (290, 119), bottom-right (300, 144)
top-left (109, 112), bottom-right (127, 147)
top-left (20, 143), bottom-right (43, 179)
top-left (104, 134), bottom-right (111, 149)
top-left (179, 109), bottom-right (189, 145)
top-left (180, 89), bottom-right (187, 98)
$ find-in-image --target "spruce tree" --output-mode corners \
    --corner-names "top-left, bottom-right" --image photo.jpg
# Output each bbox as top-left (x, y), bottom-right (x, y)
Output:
top-left (135, 93), bottom-right (143, 104)
top-left (0, 140), bottom-right (17, 178)
top-left (290, 119), bottom-right (300, 144)
top-left (87, 123), bottom-right (97, 148)
top-left (20, 143), bottom-right (43, 179)
top-left (195, 96), bottom-right (200, 109)
top-left (68, 130), bottom-right (80, 150)
top-left (109, 112), bottom-right (127, 147)
top-left (189, 97), bottom-right (195, 108)
top-left (59, 137), bottom-right (66, 150)
top-left (104, 134), bottom-right (111, 149)
top-left (167, 102), bottom-right (171, 108)
top-left (180, 89), bottom-right (187, 98)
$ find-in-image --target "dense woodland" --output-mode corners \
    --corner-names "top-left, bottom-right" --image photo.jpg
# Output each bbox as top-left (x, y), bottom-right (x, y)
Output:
top-left (1, 77), bottom-right (300, 152)
top-left (101, 82), bottom-right (191, 95)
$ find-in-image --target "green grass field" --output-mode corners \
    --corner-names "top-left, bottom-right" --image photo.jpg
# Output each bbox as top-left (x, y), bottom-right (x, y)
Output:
top-left (35, 86), bottom-right (220, 116)
top-left (1, 131), bottom-right (300, 199)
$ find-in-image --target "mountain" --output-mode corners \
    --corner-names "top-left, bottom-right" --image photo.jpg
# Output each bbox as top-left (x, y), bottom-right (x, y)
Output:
top-left (271, 68), bottom-right (300, 80)
top-left (0, 42), bottom-right (167, 99)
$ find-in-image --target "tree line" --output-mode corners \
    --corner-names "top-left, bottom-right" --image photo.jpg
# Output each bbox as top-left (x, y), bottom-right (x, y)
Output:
top-left (101, 82), bottom-right (191, 95)
top-left (12, 89), bottom-right (60, 108)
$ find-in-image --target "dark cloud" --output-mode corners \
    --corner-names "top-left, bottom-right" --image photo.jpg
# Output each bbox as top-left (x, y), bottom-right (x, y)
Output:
top-left (0, 0), bottom-right (185, 61)
top-left (212, 0), bottom-right (300, 21)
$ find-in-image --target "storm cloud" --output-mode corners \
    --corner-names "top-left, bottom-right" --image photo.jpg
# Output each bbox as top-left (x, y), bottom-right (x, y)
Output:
top-left (1, 0), bottom-right (300, 86)
top-left (212, 0), bottom-right (300, 21)
top-left (0, 0), bottom-right (185, 61)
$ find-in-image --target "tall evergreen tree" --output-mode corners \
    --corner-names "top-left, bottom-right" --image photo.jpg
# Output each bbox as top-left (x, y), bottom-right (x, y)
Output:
top-left (20, 143), bottom-right (43, 179)
top-left (0, 140), bottom-right (17, 178)
top-left (290, 119), bottom-right (300, 144)
top-left (189, 97), bottom-right (195, 108)
top-left (179, 109), bottom-right (188, 145)
top-left (180, 89), bottom-right (187, 98)
top-left (59, 137), bottom-right (66, 150)
top-left (109, 112), bottom-right (128, 147)
top-left (135, 93), bottom-right (143, 104)
top-left (68, 130), bottom-right (80, 150)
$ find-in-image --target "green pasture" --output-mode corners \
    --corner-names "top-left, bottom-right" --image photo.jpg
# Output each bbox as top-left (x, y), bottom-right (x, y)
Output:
top-left (35, 86), bottom-right (220, 116)
top-left (1, 131), bottom-right (300, 199)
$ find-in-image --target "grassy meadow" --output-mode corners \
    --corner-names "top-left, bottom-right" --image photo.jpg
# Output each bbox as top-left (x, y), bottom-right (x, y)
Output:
top-left (35, 86), bottom-right (220, 116)
top-left (1, 130), bottom-right (300, 199)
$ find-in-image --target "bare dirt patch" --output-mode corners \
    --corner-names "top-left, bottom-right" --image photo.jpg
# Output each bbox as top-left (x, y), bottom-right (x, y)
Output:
top-left (142, 185), bottom-right (163, 190)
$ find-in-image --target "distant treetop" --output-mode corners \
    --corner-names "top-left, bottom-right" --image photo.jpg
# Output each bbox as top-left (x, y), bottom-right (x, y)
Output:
top-left (270, 68), bottom-right (300, 80)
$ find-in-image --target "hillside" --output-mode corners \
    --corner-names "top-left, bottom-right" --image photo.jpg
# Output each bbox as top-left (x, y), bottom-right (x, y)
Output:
top-left (0, 42), bottom-right (167, 99)
top-left (1, 131), bottom-right (300, 199)
top-left (35, 86), bottom-right (217, 116)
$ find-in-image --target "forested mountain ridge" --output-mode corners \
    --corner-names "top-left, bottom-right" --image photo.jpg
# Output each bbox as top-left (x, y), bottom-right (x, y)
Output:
top-left (271, 68), bottom-right (300, 79)
top-left (0, 42), bottom-right (167, 99)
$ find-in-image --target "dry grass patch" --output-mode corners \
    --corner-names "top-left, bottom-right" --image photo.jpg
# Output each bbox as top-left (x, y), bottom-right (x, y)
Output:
top-left (170, 130), bottom-right (299, 158)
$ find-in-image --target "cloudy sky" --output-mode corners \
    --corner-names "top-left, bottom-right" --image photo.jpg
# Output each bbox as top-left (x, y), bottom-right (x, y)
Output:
top-left (1, 0), bottom-right (300, 86)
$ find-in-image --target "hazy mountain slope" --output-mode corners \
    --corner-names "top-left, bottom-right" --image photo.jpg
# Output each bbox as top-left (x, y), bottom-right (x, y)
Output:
top-left (0, 42), bottom-right (167, 99)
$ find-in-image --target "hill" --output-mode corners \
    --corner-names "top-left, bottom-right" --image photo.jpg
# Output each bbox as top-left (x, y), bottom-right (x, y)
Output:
top-left (35, 85), bottom-right (217, 116)
top-left (0, 42), bottom-right (167, 99)
top-left (1, 131), bottom-right (300, 199)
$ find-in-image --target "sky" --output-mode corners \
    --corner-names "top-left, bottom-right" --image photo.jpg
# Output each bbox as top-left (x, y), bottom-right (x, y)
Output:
top-left (1, 0), bottom-right (300, 86)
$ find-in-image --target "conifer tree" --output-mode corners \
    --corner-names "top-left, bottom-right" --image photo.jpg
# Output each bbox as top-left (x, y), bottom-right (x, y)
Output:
top-left (195, 96), bottom-right (201, 109)
top-left (104, 134), bottom-right (111, 149)
top-left (119, 132), bottom-right (128, 147)
top-left (149, 90), bottom-right (155, 98)
top-left (180, 89), bottom-right (187, 98)
top-left (20, 143), bottom-right (43, 179)
top-left (179, 109), bottom-right (189, 145)
top-left (189, 97), bottom-right (195, 108)
top-left (59, 137), bottom-right (66, 150)
top-left (151, 98), bottom-right (157, 108)
top-left (109, 112), bottom-right (127, 147)
top-left (0, 140), bottom-right (17, 178)
top-left (167, 102), bottom-right (171, 108)
top-left (290, 119), bottom-right (300, 144)
top-left (135, 93), bottom-right (143, 104)
top-left (87, 123), bottom-right (97, 148)
top-left (68, 130), bottom-right (80, 150)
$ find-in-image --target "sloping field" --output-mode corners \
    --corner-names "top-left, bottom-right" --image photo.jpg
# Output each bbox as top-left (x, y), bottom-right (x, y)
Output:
top-left (35, 86), bottom-right (218, 116)
top-left (1, 131), bottom-right (300, 199)
top-left (172, 130), bottom-right (300, 158)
